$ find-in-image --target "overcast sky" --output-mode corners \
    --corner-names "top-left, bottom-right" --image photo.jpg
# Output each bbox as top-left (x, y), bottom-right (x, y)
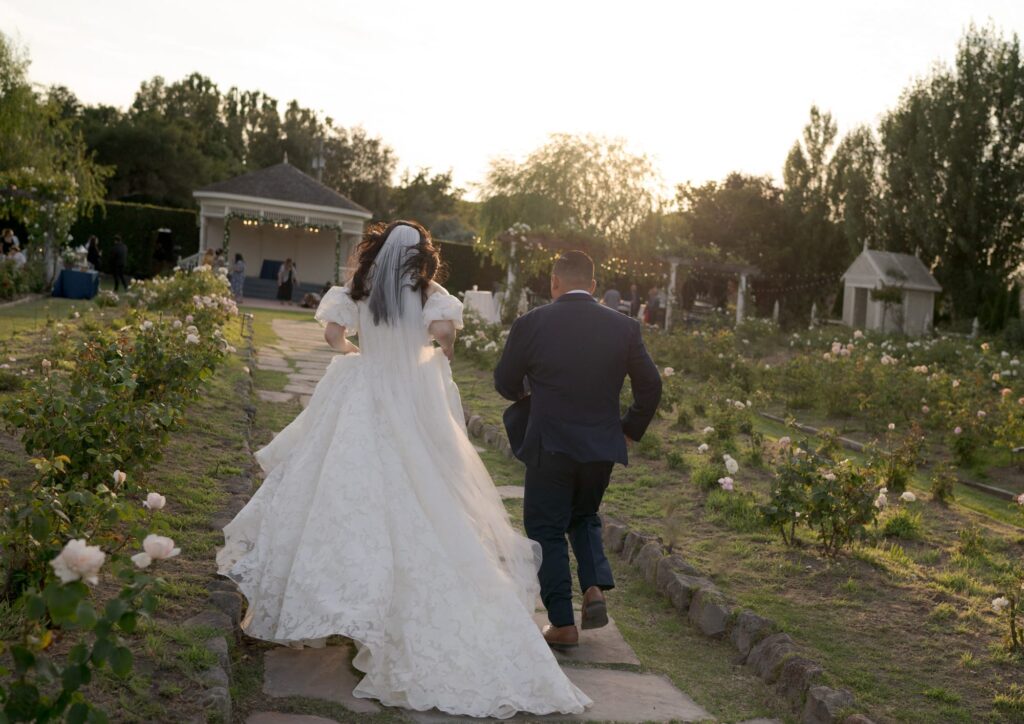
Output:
top-left (3, 0), bottom-right (1023, 197)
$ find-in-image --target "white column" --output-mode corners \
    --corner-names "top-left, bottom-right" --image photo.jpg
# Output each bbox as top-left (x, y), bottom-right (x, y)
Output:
top-left (506, 240), bottom-right (517, 290)
top-left (736, 272), bottom-right (748, 324)
top-left (198, 212), bottom-right (207, 251)
top-left (666, 260), bottom-right (679, 330)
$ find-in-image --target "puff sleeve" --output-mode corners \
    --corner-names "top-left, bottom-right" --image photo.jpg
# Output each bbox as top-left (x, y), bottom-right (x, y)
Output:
top-left (315, 286), bottom-right (359, 335)
top-left (422, 283), bottom-right (464, 330)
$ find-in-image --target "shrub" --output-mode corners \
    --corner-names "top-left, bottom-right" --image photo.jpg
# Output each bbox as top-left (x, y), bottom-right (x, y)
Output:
top-left (665, 450), bottom-right (689, 471)
top-left (883, 509), bottom-right (923, 540)
top-left (950, 426), bottom-right (980, 467)
top-left (761, 439), bottom-right (877, 556)
top-left (930, 464), bottom-right (957, 504)
top-left (674, 405), bottom-right (693, 431)
top-left (458, 310), bottom-right (506, 370)
top-left (691, 461), bottom-right (726, 492)
top-left (637, 432), bottom-right (663, 459)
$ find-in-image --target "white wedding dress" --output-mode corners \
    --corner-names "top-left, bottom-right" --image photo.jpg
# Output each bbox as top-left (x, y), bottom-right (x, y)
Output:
top-left (217, 279), bottom-right (591, 719)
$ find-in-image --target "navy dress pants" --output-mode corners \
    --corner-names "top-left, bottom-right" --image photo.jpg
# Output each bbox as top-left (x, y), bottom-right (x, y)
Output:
top-left (524, 449), bottom-right (615, 627)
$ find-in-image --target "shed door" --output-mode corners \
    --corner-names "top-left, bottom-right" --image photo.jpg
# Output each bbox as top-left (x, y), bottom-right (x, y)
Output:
top-left (853, 287), bottom-right (868, 328)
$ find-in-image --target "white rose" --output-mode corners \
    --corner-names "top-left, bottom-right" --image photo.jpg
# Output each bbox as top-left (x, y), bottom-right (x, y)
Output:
top-left (172, 320), bottom-right (182, 329)
top-left (144, 492), bottom-right (166, 510)
top-left (112, 469), bottom-right (127, 486)
top-left (663, 367), bottom-right (675, 377)
top-left (141, 320), bottom-right (153, 331)
top-left (186, 333), bottom-right (201, 345)
top-left (823, 472), bottom-right (837, 482)
top-left (993, 596), bottom-right (1010, 613)
top-left (717, 477), bottom-right (734, 491)
top-left (702, 426), bottom-right (715, 435)
top-left (888, 423), bottom-right (895, 431)
top-left (874, 493), bottom-right (888, 509)
top-left (778, 436), bottom-right (791, 447)
top-left (723, 455), bottom-right (739, 475)
top-left (41, 358), bottom-right (51, 369)
top-left (697, 443), bottom-right (709, 453)
top-left (131, 552), bottom-right (152, 569)
top-left (50, 539), bottom-right (106, 585)
top-left (900, 491), bottom-right (917, 503)
top-left (142, 534), bottom-right (180, 561)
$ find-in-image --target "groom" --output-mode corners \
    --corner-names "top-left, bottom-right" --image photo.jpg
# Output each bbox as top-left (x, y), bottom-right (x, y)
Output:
top-left (494, 251), bottom-right (662, 648)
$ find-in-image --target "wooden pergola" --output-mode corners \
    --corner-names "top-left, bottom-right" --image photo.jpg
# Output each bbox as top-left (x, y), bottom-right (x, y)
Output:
top-left (664, 257), bottom-right (760, 329)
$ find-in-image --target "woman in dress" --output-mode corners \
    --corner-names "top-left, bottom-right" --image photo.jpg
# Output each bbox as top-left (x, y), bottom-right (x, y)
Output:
top-left (218, 221), bottom-right (590, 719)
top-left (276, 258), bottom-right (297, 304)
top-left (86, 235), bottom-right (101, 270)
top-left (230, 253), bottom-right (246, 301)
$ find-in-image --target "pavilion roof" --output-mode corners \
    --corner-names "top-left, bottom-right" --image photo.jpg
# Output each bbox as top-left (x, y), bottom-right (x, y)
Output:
top-left (194, 162), bottom-right (371, 217)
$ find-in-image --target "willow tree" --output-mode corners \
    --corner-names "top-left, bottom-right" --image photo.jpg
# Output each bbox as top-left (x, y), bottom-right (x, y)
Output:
top-left (476, 134), bottom-right (658, 319)
top-left (0, 33), bottom-right (109, 281)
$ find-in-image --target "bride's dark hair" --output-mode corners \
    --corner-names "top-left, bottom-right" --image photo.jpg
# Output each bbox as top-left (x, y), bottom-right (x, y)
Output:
top-left (348, 220), bottom-right (444, 304)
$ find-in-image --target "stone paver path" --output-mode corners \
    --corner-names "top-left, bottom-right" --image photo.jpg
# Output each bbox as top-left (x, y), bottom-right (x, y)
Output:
top-left (246, 316), bottom-right (753, 724)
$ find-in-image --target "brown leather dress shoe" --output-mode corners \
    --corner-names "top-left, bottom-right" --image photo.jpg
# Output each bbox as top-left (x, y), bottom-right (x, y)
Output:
top-left (581, 586), bottom-right (609, 630)
top-left (542, 623), bottom-right (579, 649)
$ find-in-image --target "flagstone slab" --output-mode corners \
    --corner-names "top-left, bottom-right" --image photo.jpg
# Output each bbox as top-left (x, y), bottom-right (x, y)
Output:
top-left (288, 373), bottom-right (327, 383)
top-left (247, 713), bottom-right (340, 724)
top-left (497, 485), bottom-right (525, 499)
top-left (300, 395), bottom-right (312, 409)
top-left (531, 612), bottom-right (640, 667)
top-left (257, 390), bottom-right (295, 403)
top-left (284, 384), bottom-right (319, 395)
top-left (262, 646), bottom-right (380, 714)
top-left (408, 667), bottom-right (711, 722)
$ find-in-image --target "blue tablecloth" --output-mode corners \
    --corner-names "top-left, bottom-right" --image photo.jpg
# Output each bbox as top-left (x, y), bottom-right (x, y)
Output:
top-left (52, 269), bottom-right (100, 300)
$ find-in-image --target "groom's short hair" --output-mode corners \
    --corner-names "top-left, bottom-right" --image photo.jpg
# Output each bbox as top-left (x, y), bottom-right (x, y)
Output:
top-left (552, 251), bottom-right (594, 286)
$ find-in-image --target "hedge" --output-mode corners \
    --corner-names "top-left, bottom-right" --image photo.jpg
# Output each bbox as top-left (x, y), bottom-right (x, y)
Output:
top-left (70, 201), bottom-right (199, 278)
top-left (436, 240), bottom-right (503, 296)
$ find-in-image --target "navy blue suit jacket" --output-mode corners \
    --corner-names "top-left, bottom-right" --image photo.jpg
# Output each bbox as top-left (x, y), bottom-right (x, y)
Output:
top-left (494, 293), bottom-right (662, 466)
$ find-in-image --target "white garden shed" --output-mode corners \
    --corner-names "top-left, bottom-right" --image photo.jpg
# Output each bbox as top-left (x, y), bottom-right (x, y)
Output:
top-left (840, 249), bottom-right (941, 336)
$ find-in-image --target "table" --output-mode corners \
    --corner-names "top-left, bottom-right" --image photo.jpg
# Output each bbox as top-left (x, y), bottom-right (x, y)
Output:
top-left (52, 269), bottom-right (100, 300)
top-left (463, 290), bottom-right (500, 324)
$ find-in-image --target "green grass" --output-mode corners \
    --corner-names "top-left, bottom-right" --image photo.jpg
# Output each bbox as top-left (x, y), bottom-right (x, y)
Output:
top-left (450, 353), bottom-right (1024, 724)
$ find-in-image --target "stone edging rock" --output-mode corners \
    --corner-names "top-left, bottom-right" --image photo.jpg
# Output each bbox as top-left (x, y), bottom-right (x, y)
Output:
top-left (601, 521), bottom-right (875, 724)
top-left (181, 312), bottom-right (257, 723)
top-left (459, 403), bottom-right (873, 724)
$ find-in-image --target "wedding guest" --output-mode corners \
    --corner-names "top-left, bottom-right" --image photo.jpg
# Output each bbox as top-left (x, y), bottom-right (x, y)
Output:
top-left (8, 241), bottom-right (26, 268)
top-left (202, 248), bottom-right (215, 267)
top-left (277, 258), bottom-right (298, 305)
top-left (601, 285), bottom-right (621, 310)
top-left (1, 229), bottom-right (14, 256)
top-left (214, 248), bottom-right (228, 272)
top-left (230, 253), bottom-right (246, 301)
top-left (628, 283), bottom-right (641, 318)
top-left (111, 235), bottom-right (129, 292)
top-left (644, 286), bottom-right (663, 327)
top-left (86, 235), bottom-right (101, 269)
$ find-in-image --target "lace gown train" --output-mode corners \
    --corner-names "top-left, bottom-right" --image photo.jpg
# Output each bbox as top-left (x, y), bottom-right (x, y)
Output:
top-left (217, 283), bottom-right (591, 718)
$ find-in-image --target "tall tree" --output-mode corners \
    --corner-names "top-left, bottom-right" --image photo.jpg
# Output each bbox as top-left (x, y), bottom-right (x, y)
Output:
top-left (780, 106), bottom-right (848, 316)
top-left (877, 24), bottom-right (1024, 324)
top-left (828, 125), bottom-right (880, 254)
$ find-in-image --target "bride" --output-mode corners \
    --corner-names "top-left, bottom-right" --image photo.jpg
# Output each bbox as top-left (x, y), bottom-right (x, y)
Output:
top-left (217, 221), bottom-right (591, 718)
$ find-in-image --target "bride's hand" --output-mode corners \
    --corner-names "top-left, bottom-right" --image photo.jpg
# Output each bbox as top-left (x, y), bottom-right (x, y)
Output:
top-left (438, 340), bottom-right (454, 361)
